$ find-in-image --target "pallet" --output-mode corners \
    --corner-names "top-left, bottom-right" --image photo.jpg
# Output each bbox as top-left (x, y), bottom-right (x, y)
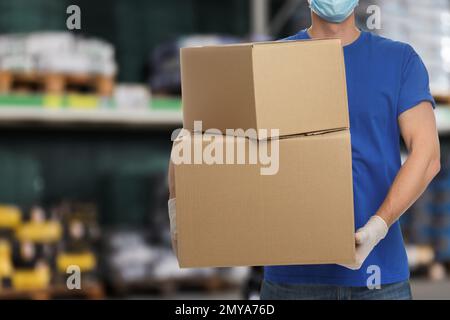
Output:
top-left (434, 93), bottom-right (450, 105)
top-left (0, 71), bottom-right (114, 96)
top-left (0, 281), bottom-right (104, 300)
top-left (111, 275), bottom-right (237, 297)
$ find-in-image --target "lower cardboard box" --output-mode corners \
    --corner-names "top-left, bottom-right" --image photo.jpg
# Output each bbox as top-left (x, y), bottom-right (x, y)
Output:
top-left (173, 130), bottom-right (356, 268)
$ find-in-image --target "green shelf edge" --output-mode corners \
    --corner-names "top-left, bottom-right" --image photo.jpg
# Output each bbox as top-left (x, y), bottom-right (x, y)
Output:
top-left (0, 94), bottom-right (182, 111)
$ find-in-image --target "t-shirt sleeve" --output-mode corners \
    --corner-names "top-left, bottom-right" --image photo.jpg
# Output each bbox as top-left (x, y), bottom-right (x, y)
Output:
top-left (397, 45), bottom-right (435, 116)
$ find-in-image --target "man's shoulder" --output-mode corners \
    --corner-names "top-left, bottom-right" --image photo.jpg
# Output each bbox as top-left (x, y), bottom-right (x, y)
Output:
top-left (281, 30), bottom-right (415, 57)
top-left (366, 32), bottom-right (413, 55)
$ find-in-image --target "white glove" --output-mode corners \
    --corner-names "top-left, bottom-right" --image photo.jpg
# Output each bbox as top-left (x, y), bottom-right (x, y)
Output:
top-left (341, 215), bottom-right (388, 270)
top-left (168, 198), bottom-right (177, 256)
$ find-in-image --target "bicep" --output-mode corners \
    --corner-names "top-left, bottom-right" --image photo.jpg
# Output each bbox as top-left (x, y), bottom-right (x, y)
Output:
top-left (398, 101), bottom-right (439, 154)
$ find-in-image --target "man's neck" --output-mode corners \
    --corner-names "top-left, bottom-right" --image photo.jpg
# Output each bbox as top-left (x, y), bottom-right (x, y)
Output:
top-left (307, 12), bottom-right (360, 46)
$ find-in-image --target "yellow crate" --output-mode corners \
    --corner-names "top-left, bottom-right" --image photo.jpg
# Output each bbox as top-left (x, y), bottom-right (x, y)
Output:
top-left (12, 266), bottom-right (51, 291)
top-left (57, 252), bottom-right (96, 273)
top-left (0, 205), bottom-right (22, 229)
top-left (15, 222), bottom-right (62, 243)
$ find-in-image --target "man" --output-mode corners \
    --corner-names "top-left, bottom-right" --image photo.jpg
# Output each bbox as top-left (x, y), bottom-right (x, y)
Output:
top-left (168, 0), bottom-right (440, 300)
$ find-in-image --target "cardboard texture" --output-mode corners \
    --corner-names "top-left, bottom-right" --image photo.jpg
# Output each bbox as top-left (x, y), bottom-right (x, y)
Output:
top-left (174, 131), bottom-right (355, 268)
top-left (181, 39), bottom-right (349, 138)
top-left (176, 39), bottom-right (355, 268)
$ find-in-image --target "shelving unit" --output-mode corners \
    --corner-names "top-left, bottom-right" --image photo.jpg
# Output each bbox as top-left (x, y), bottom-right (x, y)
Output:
top-left (1, 104), bottom-right (449, 133)
top-left (0, 107), bottom-right (182, 128)
top-left (435, 106), bottom-right (450, 135)
top-left (0, 95), bottom-right (183, 128)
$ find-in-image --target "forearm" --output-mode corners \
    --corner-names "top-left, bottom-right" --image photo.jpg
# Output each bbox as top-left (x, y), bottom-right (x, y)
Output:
top-left (340, 151), bottom-right (438, 271)
top-left (376, 150), bottom-right (440, 227)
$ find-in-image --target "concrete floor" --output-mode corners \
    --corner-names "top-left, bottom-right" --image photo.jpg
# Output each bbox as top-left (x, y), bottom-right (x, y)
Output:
top-left (138, 279), bottom-right (450, 300)
top-left (411, 279), bottom-right (450, 300)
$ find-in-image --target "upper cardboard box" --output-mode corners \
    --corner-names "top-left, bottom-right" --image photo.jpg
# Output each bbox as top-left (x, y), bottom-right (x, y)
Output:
top-left (181, 39), bottom-right (349, 139)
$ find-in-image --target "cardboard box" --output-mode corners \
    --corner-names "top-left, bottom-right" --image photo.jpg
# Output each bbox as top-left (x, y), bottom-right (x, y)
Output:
top-left (181, 39), bottom-right (349, 138)
top-left (173, 130), bottom-right (355, 268)
top-left (175, 38), bottom-right (355, 268)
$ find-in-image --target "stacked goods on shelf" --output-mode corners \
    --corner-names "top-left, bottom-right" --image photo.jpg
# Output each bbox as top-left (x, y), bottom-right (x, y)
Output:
top-left (0, 202), bottom-right (102, 298)
top-left (101, 171), bottom-right (248, 295)
top-left (401, 188), bottom-right (434, 246)
top-left (426, 152), bottom-right (450, 265)
top-left (0, 205), bottom-right (21, 289)
top-left (12, 206), bottom-right (61, 291)
top-left (0, 31), bottom-right (181, 113)
top-left (53, 202), bottom-right (100, 284)
top-left (149, 35), bottom-right (241, 95)
top-left (103, 229), bottom-right (170, 293)
top-left (404, 145), bottom-right (450, 277)
top-left (368, 0), bottom-right (450, 96)
top-left (0, 240), bottom-right (12, 289)
top-left (0, 32), bottom-right (117, 96)
top-left (401, 190), bottom-right (436, 270)
top-left (102, 229), bottom-right (248, 295)
top-left (114, 85), bottom-right (151, 112)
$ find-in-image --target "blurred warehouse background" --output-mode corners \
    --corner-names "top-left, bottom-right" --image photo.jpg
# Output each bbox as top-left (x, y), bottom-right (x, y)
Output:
top-left (0, 0), bottom-right (449, 300)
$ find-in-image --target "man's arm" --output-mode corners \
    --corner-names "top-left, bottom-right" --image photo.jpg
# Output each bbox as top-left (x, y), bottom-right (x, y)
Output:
top-left (342, 101), bottom-right (440, 270)
top-left (376, 101), bottom-right (440, 226)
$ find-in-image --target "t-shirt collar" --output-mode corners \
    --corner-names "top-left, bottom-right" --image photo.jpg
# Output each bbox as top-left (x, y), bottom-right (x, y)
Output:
top-left (303, 28), bottom-right (367, 51)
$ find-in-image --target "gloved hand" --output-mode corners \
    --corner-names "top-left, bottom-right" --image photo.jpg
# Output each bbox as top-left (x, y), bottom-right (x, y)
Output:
top-left (341, 215), bottom-right (388, 270)
top-left (168, 198), bottom-right (177, 256)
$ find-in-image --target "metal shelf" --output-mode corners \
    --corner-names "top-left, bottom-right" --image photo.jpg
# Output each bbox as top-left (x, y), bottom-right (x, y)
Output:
top-left (0, 106), bottom-right (182, 128)
top-left (1, 105), bottom-right (449, 134)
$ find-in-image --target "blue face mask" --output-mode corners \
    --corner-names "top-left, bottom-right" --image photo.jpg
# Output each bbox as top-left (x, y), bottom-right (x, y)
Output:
top-left (309, 0), bottom-right (359, 23)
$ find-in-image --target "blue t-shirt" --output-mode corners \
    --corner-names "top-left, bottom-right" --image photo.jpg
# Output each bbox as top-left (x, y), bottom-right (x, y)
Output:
top-left (264, 30), bottom-right (435, 287)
